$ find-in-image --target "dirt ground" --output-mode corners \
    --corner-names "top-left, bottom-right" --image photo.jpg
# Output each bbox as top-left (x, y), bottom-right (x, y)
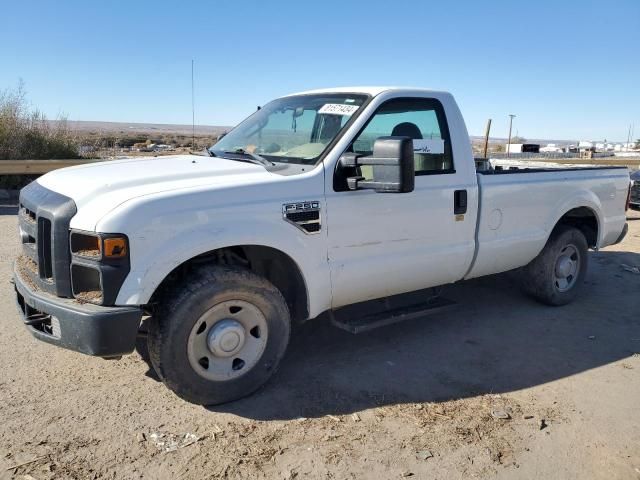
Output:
top-left (0, 205), bottom-right (639, 480)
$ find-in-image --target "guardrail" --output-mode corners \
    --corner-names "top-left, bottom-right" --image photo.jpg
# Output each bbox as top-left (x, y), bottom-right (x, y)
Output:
top-left (0, 159), bottom-right (102, 175)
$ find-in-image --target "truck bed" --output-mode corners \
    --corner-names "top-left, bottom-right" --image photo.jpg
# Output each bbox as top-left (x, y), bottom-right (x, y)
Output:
top-left (465, 165), bottom-right (630, 280)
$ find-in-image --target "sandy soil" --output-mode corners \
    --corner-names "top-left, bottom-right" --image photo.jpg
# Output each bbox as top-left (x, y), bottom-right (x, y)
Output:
top-left (0, 206), bottom-right (639, 480)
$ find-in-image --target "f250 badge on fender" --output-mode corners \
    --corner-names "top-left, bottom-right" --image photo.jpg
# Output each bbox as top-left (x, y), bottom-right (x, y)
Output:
top-left (282, 201), bottom-right (321, 234)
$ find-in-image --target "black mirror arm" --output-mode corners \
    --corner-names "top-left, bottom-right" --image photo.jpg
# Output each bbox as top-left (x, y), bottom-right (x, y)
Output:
top-left (347, 177), bottom-right (401, 191)
top-left (346, 176), bottom-right (365, 190)
top-left (339, 153), bottom-right (401, 169)
top-left (358, 156), bottom-right (404, 166)
top-left (338, 152), bottom-right (362, 168)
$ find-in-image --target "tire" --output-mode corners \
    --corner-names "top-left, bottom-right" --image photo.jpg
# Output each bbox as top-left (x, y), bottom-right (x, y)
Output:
top-left (147, 265), bottom-right (291, 405)
top-left (519, 225), bottom-right (589, 306)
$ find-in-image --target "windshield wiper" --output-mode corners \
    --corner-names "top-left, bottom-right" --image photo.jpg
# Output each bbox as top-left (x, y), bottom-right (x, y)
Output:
top-left (222, 149), bottom-right (274, 167)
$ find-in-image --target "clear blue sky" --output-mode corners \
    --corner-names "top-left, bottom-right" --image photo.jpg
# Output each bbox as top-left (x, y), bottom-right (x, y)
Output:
top-left (1, 0), bottom-right (638, 141)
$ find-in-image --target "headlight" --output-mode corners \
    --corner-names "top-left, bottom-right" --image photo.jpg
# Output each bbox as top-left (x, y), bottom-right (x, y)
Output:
top-left (70, 231), bottom-right (101, 258)
top-left (69, 231), bottom-right (130, 305)
top-left (70, 232), bottom-right (128, 259)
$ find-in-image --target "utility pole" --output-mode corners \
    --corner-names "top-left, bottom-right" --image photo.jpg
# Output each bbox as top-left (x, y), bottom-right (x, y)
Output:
top-left (507, 114), bottom-right (516, 158)
top-left (191, 59), bottom-right (196, 150)
top-left (482, 118), bottom-right (492, 158)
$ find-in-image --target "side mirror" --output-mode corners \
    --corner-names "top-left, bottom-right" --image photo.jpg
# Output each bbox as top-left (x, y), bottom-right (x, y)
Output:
top-left (340, 137), bottom-right (415, 193)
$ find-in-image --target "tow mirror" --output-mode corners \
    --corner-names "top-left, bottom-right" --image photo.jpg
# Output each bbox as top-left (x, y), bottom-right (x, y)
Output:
top-left (339, 137), bottom-right (415, 193)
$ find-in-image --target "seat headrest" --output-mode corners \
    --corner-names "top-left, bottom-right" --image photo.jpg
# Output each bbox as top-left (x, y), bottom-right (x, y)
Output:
top-left (391, 122), bottom-right (423, 139)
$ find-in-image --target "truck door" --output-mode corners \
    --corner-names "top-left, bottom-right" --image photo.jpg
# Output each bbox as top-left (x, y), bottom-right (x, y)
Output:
top-left (325, 97), bottom-right (476, 308)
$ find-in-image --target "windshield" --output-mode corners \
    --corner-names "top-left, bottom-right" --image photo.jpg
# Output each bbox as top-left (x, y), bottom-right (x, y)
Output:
top-left (209, 93), bottom-right (369, 165)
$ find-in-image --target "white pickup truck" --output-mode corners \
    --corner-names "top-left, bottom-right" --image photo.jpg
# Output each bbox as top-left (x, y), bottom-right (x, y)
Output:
top-left (14, 87), bottom-right (631, 404)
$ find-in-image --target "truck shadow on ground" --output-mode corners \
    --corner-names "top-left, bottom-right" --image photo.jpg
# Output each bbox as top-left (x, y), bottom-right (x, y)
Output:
top-left (136, 249), bottom-right (640, 420)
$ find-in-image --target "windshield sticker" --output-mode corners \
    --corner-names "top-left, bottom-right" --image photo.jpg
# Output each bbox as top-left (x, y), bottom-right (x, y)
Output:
top-left (413, 139), bottom-right (445, 154)
top-left (318, 103), bottom-right (360, 116)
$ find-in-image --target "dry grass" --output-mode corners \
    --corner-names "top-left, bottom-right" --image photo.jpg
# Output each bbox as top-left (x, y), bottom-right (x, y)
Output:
top-left (0, 81), bottom-right (79, 161)
top-left (0, 81), bottom-right (80, 188)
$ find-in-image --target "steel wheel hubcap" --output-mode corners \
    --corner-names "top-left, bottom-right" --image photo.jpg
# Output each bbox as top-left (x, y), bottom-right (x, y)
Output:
top-left (553, 244), bottom-right (580, 292)
top-left (207, 319), bottom-right (245, 357)
top-left (187, 300), bottom-right (268, 381)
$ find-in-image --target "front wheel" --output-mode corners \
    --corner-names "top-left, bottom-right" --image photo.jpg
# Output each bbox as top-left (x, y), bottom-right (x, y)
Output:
top-left (147, 266), bottom-right (291, 405)
top-left (519, 226), bottom-right (589, 306)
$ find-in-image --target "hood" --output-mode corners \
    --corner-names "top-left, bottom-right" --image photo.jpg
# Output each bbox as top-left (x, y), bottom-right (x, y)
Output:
top-left (37, 155), bottom-right (273, 230)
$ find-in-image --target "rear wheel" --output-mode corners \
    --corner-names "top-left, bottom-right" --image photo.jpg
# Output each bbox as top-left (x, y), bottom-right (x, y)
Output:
top-left (520, 226), bottom-right (589, 306)
top-left (148, 266), bottom-right (291, 405)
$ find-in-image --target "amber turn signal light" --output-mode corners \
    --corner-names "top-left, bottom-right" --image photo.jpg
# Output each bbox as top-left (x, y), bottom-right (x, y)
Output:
top-left (103, 237), bottom-right (127, 258)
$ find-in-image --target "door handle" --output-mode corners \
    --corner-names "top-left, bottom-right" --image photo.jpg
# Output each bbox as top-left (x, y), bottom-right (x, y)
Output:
top-left (454, 190), bottom-right (467, 215)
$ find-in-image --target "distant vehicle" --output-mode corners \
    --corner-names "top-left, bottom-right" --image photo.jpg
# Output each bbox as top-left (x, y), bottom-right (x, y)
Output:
top-left (540, 144), bottom-right (562, 153)
top-left (630, 170), bottom-right (640, 209)
top-left (14, 87), bottom-right (631, 405)
top-left (152, 144), bottom-right (175, 152)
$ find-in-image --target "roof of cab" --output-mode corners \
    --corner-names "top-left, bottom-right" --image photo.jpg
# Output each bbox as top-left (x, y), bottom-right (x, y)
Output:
top-left (285, 86), bottom-right (448, 97)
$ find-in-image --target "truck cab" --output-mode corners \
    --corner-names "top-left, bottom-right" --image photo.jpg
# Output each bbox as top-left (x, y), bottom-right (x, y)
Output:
top-left (321, 89), bottom-right (478, 307)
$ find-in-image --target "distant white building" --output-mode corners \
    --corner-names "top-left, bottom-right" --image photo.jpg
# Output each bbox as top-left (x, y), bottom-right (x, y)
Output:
top-left (504, 143), bottom-right (540, 153)
top-left (612, 142), bottom-right (637, 152)
top-left (505, 143), bottom-right (524, 154)
top-left (594, 142), bottom-right (616, 152)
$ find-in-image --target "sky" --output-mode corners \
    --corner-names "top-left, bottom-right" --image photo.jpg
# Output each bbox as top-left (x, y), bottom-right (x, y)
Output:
top-left (1, 0), bottom-right (639, 142)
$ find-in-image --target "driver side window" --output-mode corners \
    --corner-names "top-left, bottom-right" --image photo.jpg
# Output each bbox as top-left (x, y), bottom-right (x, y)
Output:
top-left (351, 98), bottom-right (454, 176)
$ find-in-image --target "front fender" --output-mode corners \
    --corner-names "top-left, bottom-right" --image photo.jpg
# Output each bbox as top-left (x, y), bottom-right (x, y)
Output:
top-left (113, 214), bottom-right (330, 317)
top-left (92, 172), bottom-right (331, 318)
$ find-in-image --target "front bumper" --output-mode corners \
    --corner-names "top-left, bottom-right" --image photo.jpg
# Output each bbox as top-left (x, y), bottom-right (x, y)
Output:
top-left (13, 261), bottom-right (142, 357)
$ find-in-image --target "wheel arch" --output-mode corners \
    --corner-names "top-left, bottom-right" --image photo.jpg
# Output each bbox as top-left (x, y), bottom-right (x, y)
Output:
top-left (553, 206), bottom-right (600, 248)
top-left (547, 188), bottom-right (604, 249)
top-left (146, 244), bottom-right (310, 323)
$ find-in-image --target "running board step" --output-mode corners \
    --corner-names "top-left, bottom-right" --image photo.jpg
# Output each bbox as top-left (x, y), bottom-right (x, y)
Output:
top-left (330, 297), bottom-right (457, 334)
